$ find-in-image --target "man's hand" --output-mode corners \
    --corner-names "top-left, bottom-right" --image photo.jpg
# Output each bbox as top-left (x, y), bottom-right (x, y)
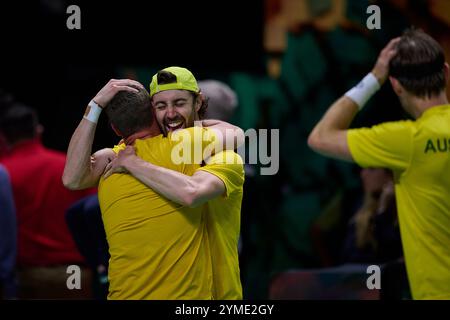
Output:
top-left (93, 79), bottom-right (145, 108)
top-left (372, 37), bottom-right (401, 85)
top-left (200, 119), bottom-right (245, 151)
top-left (103, 146), bottom-right (138, 179)
top-left (377, 180), bottom-right (395, 215)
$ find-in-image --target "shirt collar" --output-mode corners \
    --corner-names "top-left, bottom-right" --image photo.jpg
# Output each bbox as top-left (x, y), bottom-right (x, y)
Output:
top-left (420, 104), bottom-right (450, 119)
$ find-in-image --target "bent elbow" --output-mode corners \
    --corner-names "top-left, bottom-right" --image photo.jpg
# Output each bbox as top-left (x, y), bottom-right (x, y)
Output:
top-left (308, 131), bottom-right (332, 156)
top-left (62, 176), bottom-right (78, 190)
top-left (181, 186), bottom-right (203, 208)
top-left (182, 195), bottom-right (200, 208)
top-left (62, 179), bottom-right (77, 190)
top-left (307, 131), bottom-right (321, 152)
top-left (62, 172), bottom-right (84, 190)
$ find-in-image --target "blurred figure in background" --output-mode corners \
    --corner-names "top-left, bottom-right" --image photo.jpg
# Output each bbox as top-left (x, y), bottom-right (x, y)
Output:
top-left (340, 168), bottom-right (410, 300)
top-left (199, 80), bottom-right (238, 121)
top-left (0, 164), bottom-right (17, 299)
top-left (341, 168), bottom-right (402, 264)
top-left (0, 103), bottom-right (94, 299)
top-left (65, 195), bottom-right (109, 300)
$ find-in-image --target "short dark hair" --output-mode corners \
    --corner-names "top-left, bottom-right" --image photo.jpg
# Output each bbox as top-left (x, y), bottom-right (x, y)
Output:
top-left (157, 70), bottom-right (178, 84)
top-left (0, 103), bottom-right (39, 144)
top-left (104, 87), bottom-right (153, 138)
top-left (390, 28), bottom-right (446, 98)
top-left (155, 70), bottom-right (209, 119)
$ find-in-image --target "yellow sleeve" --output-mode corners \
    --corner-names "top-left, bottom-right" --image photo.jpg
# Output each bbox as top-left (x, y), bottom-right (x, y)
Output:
top-left (168, 127), bottom-right (219, 164)
top-left (112, 143), bottom-right (126, 154)
top-left (347, 120), bottom-right (413, 171)
top-left (197, 151), bottom-right (245, 197)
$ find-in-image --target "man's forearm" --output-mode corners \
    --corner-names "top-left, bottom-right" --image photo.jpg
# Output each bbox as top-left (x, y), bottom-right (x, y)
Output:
top-left (308, 38), bottom-right (399, 162)
top-left (310, 37), bottom-right (397, 139)
top-left (125, 156), bottom-right (198, 207)
top-left (311, 96), bottom-right (359, 135)
top-left (307, 96), bottom-right (359, 161)
top-left (63, 118), bottom-right (97, 189)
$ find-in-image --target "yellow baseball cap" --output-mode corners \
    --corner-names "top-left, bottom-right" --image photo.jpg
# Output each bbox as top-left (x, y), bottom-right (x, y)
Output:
top-left (149, 66), bottom-right (200, 97)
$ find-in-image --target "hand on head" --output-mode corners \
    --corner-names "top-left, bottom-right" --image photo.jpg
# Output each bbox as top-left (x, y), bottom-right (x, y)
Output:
top-left (372, 37), bottom-right (401, 85)
top-left (93, 79), bottom-right (145, 108)
top-left (103, 146), bottom-right (138, 179)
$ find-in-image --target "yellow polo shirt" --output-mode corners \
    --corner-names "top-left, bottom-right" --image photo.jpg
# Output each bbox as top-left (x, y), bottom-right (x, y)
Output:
top-left (198, 150), bottom-right (245, 299)
top-left (98, 127), bottom-right (217, 299)
top-left (347, 104), bottom-right (450, 300)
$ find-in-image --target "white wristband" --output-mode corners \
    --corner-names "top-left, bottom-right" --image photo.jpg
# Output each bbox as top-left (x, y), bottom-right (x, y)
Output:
top-left (83, 100), bottom-right (103, 123)
top-left (344, 73), bottom-right (381, 110)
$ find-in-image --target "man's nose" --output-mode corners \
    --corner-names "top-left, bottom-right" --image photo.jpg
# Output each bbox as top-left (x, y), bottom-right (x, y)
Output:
top-left (166, 105), bottom-right (177, 118)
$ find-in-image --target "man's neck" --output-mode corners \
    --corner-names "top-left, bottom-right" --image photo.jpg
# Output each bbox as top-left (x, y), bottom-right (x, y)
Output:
top-left (124, 122), bottom-right (161, 145)
top-left (411, 91), bottom-right (449, 118)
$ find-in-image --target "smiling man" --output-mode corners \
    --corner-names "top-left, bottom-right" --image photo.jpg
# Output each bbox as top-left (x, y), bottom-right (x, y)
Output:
top-left (151, 66), bottom-right (207, 135)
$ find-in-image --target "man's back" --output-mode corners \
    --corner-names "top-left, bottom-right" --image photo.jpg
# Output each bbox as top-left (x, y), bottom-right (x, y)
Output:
top-left (348, 104), bottom-right (450, 299)
top-left (398, 105), bottom-right (450, 299)
top-left (99, 132), bottom-right (213, 300)
top-left (0, 139), bottom-right (90, 266)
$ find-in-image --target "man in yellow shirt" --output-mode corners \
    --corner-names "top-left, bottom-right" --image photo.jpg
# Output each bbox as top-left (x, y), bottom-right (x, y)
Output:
top-left (308, 29), bottom-right (450, 299)
top-left (63, 78), bottom-right (241, 299)
top-left (104, 67), bottom-right (245, 299)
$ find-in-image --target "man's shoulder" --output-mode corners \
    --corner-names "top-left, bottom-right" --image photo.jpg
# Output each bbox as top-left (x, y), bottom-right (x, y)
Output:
top-left (168, 126), bottom-right (217, 143)
top-left (201, 151), bottom-right (245, 192)
top-left (350, 119), bottom-right (414, 138)
top-left (205, 150), bottom-right (244, 168)
top-left (8, 145), bottom-right (66, 164)
top-left (371, 119), bottom-right (414, 131)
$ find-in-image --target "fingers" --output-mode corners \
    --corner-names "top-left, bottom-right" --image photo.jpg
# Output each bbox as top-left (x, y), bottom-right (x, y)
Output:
top-left (376, 37), bottom-right (400, 72)
top-left (113, 85), bottom-right (140, 93)
top-left (109, 79), bottom-right (145, 94)
top-left (119, 145), bottom-right (136, 156)
top-left (103, 162), bottom-right (113, 179)
top-left (103, 157), bottom-right (128, 179)
top-left (387, 37), bottom-right (401, 48)
top-left (383, 37), bottom-right (401, 57)
top-left (109, 79), bottom-right (145, 90)
top-left (388, 38), bottom-right (400, 51)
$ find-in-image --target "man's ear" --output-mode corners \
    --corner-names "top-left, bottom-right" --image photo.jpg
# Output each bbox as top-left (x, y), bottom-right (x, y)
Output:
top-left (389, 76), bottom-right (403, 95)
top-left (194, 93), bottom-right (203, 113)
top-left (110, 123), bottom-right (122, 137)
